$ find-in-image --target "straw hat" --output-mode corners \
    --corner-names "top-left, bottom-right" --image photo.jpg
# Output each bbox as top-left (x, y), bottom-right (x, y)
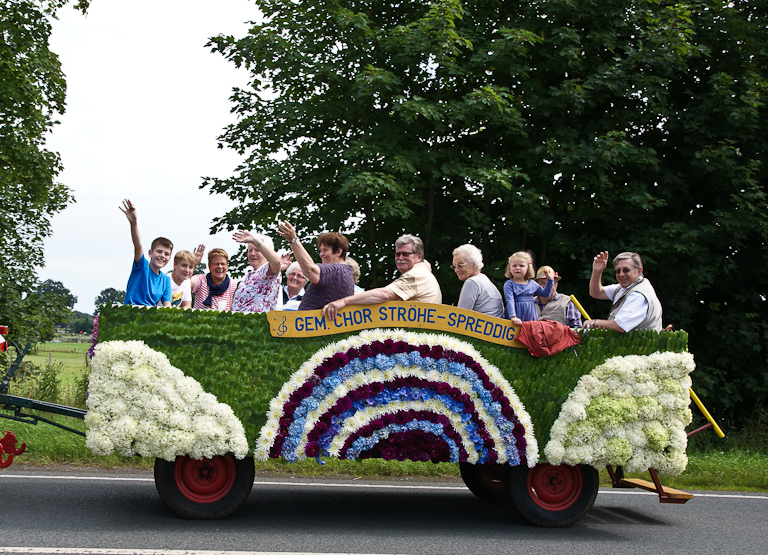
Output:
top-left (535, 265), bottom-right (561, 281)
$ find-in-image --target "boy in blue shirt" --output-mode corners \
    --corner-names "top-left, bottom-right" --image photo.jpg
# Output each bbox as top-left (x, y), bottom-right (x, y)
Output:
top-left (120, 199), bottom-right (172, 307)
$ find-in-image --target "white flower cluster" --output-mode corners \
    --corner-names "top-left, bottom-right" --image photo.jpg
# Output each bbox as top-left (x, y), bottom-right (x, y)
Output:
top-left (544, 351), bottom-right (694, 475)
top-left (86, 340), bottom-right (249, 461)
top-left (255, 329), bottom-right (539, 465)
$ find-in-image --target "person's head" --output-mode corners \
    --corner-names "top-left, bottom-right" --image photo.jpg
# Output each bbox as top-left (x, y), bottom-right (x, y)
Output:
top-left (344, 256), bottom-right (361, 284)
top-left (247, 234), bottom-right (274, 269)
top-left (535, 265), bottom-right (561, 294)
top-left (505, 251), bottom-right (535, 280)
top-left (172, 250), bottom-right (197, 282)
top-left (317, 232), bottom-right (348, 264)
top-left (394, 234), bottom-right (424, 274)
top-left (452, 244), bottom-right (483, 282)
top-left (207, 248), bottom-right (229, 285)
top-left (613, 252), bottom-right (643, 288)
top-left (148, 237), bottom-right (173, 271)
top-left (285, 261), bottom-right (307, 293)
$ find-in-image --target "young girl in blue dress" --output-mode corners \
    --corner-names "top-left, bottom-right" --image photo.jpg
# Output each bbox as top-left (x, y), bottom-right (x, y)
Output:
top-left (503, 251), bottom-right (554, 326)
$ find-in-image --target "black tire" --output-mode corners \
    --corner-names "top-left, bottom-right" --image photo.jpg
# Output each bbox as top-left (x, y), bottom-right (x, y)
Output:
top-left (507, 463), bottom-right (599, 527)
top-left (459, 462), bottom-right (509, 502)
top-left (154, 454), bottom-right (255, 519)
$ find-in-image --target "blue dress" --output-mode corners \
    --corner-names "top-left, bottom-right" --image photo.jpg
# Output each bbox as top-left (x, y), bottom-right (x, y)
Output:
top-left (504, 279), bottom-right (553, 322)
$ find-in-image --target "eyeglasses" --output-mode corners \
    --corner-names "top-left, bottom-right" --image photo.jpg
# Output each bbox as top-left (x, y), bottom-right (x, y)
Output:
top-left (395, 251), bottom-right (415, 258)
top-left (451, 262), bottom-right (468, 270)
top-left (614, 267), bottom-right (635, 275)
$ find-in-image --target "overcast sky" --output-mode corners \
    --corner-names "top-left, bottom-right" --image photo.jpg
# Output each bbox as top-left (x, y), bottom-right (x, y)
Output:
top-left (40, 0), bottom-right (260, 314)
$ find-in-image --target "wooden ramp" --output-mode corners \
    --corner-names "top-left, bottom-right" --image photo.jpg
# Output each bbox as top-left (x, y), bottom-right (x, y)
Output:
top-left (618, 478), bottom-right (694, 503)
top-left (606, 466), bottom-right (693, 504)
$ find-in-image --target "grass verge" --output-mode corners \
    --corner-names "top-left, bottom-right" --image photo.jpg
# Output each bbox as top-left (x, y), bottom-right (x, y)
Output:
top-left (2, 415), bottom-right (766, 491)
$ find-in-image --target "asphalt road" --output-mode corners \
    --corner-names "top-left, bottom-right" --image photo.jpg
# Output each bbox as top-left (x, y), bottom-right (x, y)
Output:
top-left (1, 466), bottom-right (766, 555)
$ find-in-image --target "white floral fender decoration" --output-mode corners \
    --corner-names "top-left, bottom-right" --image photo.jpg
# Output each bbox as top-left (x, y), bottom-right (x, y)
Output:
top-left (86, 340), bottom-right (249, 461)
top-left (544, 351), bottom-right (694, 475)
top-left (255, 329), bottom-right (539, 467)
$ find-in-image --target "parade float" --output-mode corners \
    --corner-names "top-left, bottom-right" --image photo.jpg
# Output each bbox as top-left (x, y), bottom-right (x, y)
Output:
top-left (1, 301), bottom-right (722, 526)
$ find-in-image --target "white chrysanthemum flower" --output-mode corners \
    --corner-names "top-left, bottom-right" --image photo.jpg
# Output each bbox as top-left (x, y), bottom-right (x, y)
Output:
top-left (544, 441), bottom-right (565, 464)
top-left (543, 352), bottom-right (694, 474)
top-left (87, 341), bottom-right (248, 461)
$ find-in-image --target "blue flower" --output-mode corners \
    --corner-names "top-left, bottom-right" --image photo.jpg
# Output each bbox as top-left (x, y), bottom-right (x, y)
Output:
top-left (395, 353), bottom-right (410, 366)
top-left (313, 384), bottom-right (328, 399)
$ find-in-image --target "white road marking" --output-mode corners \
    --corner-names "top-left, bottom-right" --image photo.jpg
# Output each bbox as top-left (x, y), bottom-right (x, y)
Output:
top-left (0, 550), bottom-right (392, 555)
top-left (1, 474), bottom-right (766, 499)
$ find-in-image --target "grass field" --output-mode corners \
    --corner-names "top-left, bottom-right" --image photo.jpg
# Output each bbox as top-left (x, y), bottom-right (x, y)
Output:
top-left (22, 341), bottom-right (90, 385)
top-left (3, 338), bottom-right (90, 408)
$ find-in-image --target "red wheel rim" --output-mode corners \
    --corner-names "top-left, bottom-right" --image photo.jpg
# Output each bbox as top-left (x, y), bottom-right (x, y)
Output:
top-left (527, 464), bottom-right (583, 511)
top-left (174, 455), bottom-right (235, 504)
top-left (478, 465), bottom-right (506, 491)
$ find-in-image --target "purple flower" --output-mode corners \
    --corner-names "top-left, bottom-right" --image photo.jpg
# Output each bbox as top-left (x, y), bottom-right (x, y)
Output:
top-left (331, 352), bottom-right (349, 368)
top-left (382, 339), bottom-right (396, 355)
top-left (394, 341), bottom-right (409, 353)
top-left (305, 441), bottom-right (320, 457)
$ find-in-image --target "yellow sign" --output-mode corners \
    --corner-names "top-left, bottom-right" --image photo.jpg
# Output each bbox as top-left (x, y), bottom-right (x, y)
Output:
top-left (267, 302), bottom-right (526, 348)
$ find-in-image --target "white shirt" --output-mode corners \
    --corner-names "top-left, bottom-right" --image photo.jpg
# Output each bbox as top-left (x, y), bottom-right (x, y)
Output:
top-left (604, 284), bottom-right (649, 332)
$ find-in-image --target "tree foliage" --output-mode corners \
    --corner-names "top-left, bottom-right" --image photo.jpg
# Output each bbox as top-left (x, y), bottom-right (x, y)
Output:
top-left (0, 1), bottom-right (84, 346)
top-left (207, 0), bottom-right (767, 425)
top-left (67, 310), bottom-right (94, 334)
top-left (1, 279), bottom-right (74, 344)
top-left (94, 288), bottom-right (126, 311)
top-left (36, 279), bottom-right (77, 309)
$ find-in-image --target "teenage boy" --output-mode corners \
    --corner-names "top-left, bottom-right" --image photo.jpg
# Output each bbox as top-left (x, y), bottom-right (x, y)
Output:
top-left (120, 199), bottom-right (172, 307)
top-left (166, 250), bottom-right (199, 308)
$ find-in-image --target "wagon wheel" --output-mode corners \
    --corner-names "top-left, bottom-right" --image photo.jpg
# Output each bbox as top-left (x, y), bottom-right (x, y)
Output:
top-left (507, 463), bottom-right (599, 527)
top-left (154, 454), bottom-right (254, 519)
top-left (459, 462), bottom-right (509, 502)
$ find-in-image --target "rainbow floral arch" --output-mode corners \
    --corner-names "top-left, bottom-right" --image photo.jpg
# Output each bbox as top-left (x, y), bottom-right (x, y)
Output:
top-left (254, 329), bottom-right (539, 467)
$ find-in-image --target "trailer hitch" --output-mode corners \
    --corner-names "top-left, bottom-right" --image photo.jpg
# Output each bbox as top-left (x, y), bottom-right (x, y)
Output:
top-left (0, 430), bottom-right (25, 468)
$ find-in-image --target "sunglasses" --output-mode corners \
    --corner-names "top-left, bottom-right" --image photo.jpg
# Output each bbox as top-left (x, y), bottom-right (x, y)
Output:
top-left (614, 267), bottom-right (635, 275)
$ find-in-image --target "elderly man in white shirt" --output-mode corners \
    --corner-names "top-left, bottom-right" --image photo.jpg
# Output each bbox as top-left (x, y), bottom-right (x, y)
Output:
top-left (586, 251), bottom-right (662, 332)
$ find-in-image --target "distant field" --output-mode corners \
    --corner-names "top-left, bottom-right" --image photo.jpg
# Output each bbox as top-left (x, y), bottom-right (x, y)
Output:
top-left (8, 338), bottom-right (90, 387)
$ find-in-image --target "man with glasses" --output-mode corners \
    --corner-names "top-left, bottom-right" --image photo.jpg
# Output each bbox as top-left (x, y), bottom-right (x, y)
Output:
top-left (585, 251), bottom-right (662, 332)
top-left (322, 234), bottom-right (441, 319)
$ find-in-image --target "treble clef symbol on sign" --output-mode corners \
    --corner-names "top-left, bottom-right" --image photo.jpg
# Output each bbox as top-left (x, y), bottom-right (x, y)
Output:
top-left (277, 316), bottom-right (288, 337)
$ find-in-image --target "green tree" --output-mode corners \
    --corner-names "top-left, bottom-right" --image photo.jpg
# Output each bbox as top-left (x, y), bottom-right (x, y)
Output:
top-left (94, 288), bottom-right (126, 311)
top-left (35, 279), bottom-right (77, 309)
top-left (0, 0), bottom-right (87, 346)
top-left (207, 0), bottom-right (768, 425)
top-left (67, 310), bottom-right (94, 334)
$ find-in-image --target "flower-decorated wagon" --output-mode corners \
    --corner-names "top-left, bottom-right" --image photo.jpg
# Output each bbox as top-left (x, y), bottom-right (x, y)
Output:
top-left (2, 301), bottom-right (719, 526)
